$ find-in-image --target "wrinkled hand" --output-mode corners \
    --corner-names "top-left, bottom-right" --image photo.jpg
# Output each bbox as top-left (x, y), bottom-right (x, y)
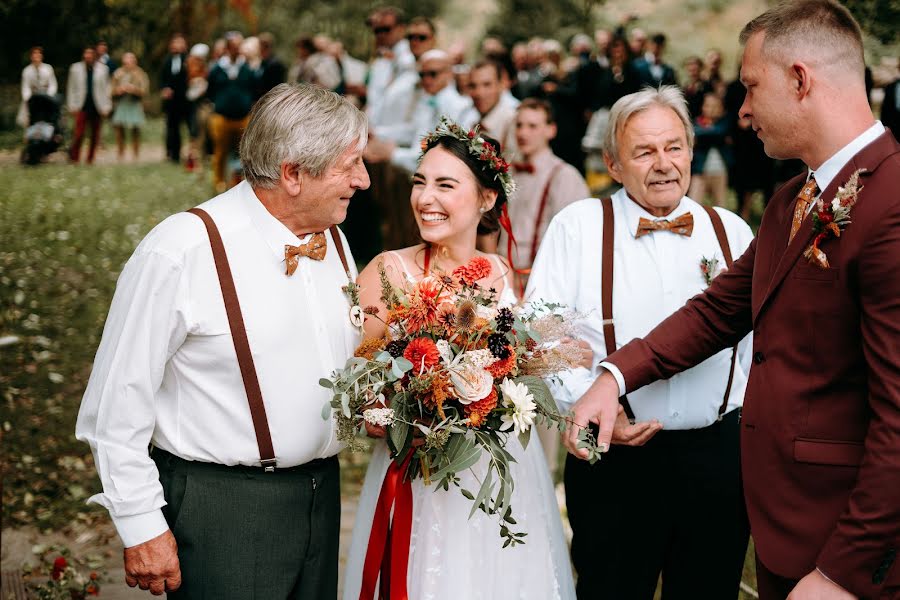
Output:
top-left (123, 530), bottom-right (181, 595)
top-left (563, 371), bottom-right (620, 458)
top-left (612, 405), bottom-right (662, 446)
top-left (787, 570), bottom-right (856, 599)
top-left (160, 87), bottom-right (173, 100)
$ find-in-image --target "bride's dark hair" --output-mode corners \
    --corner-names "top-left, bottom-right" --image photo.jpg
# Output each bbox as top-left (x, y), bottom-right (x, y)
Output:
top-left (421, 134), bottom-right (509, 236)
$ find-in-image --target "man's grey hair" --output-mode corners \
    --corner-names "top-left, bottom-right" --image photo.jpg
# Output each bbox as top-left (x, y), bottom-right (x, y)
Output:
top-left (603, 86), bottom-right (694, 164)
top-left (739, 0), bottom-right (864, 75)
top-left (240, 83), bottom-right (367, 188)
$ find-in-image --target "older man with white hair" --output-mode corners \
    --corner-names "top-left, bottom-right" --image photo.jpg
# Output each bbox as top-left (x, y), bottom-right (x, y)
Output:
top-left (76, 83), bottom-right (369, 598)
top-left (527, 86), bottom-right (754, 599)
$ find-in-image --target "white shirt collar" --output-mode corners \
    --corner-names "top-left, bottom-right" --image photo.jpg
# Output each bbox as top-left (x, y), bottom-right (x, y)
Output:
top-left (809, 121), bottom-right (885, 191)
top-left (234, 181), bottom-right (310, 264)
top-left (614, 187), bottom-right (691, 237)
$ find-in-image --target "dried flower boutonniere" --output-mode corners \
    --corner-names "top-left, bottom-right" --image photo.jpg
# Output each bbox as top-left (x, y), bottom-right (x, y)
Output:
top-left (700, 256), bottom-right (722, 287)
top-left (803, 168), bottom-right (866, 269)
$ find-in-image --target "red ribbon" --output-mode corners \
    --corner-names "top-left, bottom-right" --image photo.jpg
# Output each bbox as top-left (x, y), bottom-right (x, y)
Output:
top-left (359, 453), bottom-right (414, 600)
top-left (498, 204), bottom-right (525, 295)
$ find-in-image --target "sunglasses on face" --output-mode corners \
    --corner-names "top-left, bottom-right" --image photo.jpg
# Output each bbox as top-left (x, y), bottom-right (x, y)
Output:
top-left (418, 69), bottom-right (445, 79)
top-left (372, 26), bottom-right (393, 35)
top-left (407, 34), bottom-right (432, 42)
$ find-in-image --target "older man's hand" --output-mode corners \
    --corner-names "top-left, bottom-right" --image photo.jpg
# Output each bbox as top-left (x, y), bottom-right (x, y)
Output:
top-left (563, 371), bottom-right (620, 458)
top-left (123, 530), bottom-right (181, 596)
top-left (612, 404), bottom-right (662, 446)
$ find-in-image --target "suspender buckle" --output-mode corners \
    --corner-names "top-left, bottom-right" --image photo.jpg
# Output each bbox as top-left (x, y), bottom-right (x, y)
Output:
top-left (601, 318), bottom-right (615, 326)
top-left (261, 458), bottom-right (277, 472)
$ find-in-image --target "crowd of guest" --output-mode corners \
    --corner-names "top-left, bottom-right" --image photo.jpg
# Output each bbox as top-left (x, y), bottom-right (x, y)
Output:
top-left (17, 12), bottom-right (900, 229)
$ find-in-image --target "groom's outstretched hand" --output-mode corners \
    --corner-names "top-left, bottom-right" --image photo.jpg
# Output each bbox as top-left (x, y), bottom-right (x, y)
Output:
top-left (123, 529), bottom-right (181, 595)
top-left (563, 371), bottom-right (620, 458)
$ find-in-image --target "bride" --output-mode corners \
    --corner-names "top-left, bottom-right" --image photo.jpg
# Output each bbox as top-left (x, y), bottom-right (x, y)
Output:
top-left (342, 121), bottom-right (577, 600)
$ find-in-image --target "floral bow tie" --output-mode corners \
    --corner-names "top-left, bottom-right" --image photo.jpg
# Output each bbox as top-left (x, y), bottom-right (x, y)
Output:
top-left (284, 232), bottom-right (327, 275)
top-left (635, 213), bottom-right (694, 238)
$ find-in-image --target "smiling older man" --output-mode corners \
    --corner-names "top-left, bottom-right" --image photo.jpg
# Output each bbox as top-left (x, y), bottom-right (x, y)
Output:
top-left (527, 86), bottom-right (754, 599)
top-left (77, 83), bottom-right (369, 598)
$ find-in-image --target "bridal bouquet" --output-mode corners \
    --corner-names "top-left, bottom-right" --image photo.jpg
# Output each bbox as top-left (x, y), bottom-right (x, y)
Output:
top-left (321, 255), bottom-right (602, 546)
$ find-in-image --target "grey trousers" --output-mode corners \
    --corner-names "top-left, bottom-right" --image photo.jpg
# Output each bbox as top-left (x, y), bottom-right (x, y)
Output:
top-left (153, 449), bottom-right (340, 599)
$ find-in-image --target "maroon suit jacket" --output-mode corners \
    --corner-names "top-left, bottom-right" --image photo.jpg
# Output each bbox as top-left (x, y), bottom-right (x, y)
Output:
top-left (606, 130), bottom-right (900, 598)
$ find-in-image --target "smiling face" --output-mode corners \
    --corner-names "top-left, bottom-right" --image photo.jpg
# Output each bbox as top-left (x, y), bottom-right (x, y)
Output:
top-left (515, 107), bottom-right (556, 158)
top-left (467, 65), bottom-right (502, 116)
top-left (739, 32), bottom-right (804, 160)
top-left (419, 55), bottom-right (452, 96)
top-left (300, 142), bottom-right (370, 227)
top-left (411, 146), bottom-right (495, 246)
top-left (605, 104), bottom-right (692, 217)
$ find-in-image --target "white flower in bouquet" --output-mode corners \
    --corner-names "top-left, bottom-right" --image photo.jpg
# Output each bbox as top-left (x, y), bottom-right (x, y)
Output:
top-left (362, 407), bottom-right (395, 427)
top-left (476, 304), bottom-right (499, 320)
top-left (436, 339), bottom-right (454, 364)
top-left (460, 349), bottom-right (495, 369)
top-left (450, 365), bottom-right (494, 405)
top-left (499, 378), bottom-right (537, 433)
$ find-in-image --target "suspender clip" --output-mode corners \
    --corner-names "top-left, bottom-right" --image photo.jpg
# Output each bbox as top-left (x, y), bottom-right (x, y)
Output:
top-left (261, 458), bottom-right (277, 473)
top-left (601, 318), bottom-right (615, 326)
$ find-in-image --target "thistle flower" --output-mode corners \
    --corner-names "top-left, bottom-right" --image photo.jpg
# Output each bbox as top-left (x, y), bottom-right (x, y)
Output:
top-left (456, 300), bottom-right (477, 331)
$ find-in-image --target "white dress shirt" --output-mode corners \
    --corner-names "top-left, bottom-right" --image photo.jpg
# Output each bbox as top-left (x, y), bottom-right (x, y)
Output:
top-left (390, 84), bottom-right (474, 173)
top-left (526, 190), bottom-right (754, 428)
top-left (806, 121), bottom-right (886, 207)
top-left (367, 39), bottom-right (416, 125)
top-left (76, 181), bottom-right (361, 547)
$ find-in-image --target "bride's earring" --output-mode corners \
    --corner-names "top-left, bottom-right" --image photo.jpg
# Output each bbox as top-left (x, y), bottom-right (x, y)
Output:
top-left (479, 207), bottom-right (486, 213)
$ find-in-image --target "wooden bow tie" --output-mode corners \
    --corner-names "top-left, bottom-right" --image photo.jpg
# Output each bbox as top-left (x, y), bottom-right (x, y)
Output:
top-left (635, 213), bottom-right (694, 238)
top-left (284, 232), bottom-right (327, 275)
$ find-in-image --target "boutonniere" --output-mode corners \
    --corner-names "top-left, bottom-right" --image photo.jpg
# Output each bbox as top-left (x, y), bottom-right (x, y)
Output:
top-left (699, 256), bottom-right (722, 287)
top-left (803, 168), bottom-right (866, 269)
top-left (343, 280), bottom-right (365, 329)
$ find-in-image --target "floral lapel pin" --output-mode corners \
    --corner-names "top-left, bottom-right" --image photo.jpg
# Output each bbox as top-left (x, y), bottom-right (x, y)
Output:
top-left (700, 255), bottom-right (723, 287)
top-left (803, 168), bottom-right (866, 269)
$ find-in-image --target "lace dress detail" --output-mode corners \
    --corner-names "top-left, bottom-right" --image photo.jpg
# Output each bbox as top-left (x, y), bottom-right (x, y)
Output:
top-left (343, 251), bottom-right (575, 600)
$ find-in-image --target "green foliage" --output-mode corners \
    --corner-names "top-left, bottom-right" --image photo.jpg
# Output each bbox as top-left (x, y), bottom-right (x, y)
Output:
top-left (0, 160), bottom-right (209, 530)
top-left (843, 0), bottom-right (900, 45)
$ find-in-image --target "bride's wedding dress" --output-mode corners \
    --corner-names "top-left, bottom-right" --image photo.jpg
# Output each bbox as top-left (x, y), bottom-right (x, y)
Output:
top-left (343, 253), bottom-right (576, 600)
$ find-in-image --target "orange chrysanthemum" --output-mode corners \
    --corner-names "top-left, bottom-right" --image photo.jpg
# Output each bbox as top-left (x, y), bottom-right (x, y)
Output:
top-left (404, 337), bottom-right (441, 372)
top-left (465, 387), bottom-right (498, 417)
top-left (404, 277), bottom-right (444, 332)
top-left (354, 337), bottom-right (386, 360)
top-left (435, 303), bottom-right (457, 332)
top-left (452, 256), bottom-right (493, 286)
top-left (486, 350), bottom-right (515, 379)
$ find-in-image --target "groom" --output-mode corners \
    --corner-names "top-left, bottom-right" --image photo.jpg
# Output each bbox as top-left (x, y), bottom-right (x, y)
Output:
top-left (76, 84), bottom-right (369, 598)
top-left (565, 1), bottom-right (900, 599)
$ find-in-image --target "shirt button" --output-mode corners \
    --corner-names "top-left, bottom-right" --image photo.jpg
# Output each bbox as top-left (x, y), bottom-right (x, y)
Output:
top-left (672, 411), bottom-right (679, 418)
top-left (753, 351), bottom-right (765, 365)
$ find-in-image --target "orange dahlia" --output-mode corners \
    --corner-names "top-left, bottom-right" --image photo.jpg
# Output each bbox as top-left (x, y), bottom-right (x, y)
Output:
top-left (465, 387), bottom-right (498, 417)
top-left (452, 256), bottom-right (493, 286)
top-left (486, 350), bottom-right (516, 379)
top-left (404, 337), bottom-right (441, 372)
top-left (404, 277), bottom-right (444, 332)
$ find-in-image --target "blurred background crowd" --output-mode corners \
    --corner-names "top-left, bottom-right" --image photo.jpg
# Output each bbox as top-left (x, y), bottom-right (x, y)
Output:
top-left (6, 0), bottom-right (900, 267)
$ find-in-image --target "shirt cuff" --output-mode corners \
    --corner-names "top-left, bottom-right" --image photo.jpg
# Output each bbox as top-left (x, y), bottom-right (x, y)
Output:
top-left (598, 361), bottom-right (626, 396)
top-left (112, 509), bottom-right (170, 548)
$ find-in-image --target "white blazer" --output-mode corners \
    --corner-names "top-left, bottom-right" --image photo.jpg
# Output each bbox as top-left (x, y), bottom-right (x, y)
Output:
top-left (66, 61), bottom-right (112, 115)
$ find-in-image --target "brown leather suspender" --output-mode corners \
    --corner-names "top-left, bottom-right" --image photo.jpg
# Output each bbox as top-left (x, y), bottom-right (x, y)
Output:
top-left (599, 197), bottom-right (637, 422)
top-left (599, 199), bottom-right (738, 424)
top-left (188, 207), bottom-right (278, 470)
top-left (701, 205), bottom-right (739, 421)
top-left (528, 162), bottom-right (566, 267)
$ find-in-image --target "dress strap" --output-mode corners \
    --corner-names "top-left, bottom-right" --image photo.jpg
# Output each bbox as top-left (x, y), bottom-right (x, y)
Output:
top-left (385, 250), bottom-right (416, 280)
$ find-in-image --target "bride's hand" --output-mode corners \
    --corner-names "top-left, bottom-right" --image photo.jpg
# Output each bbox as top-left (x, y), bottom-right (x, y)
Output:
top-left (364, 421), bottom-right (387, 438)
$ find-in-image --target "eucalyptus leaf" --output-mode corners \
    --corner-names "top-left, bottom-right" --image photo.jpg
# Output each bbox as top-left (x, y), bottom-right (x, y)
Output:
top-left (321, 402), bottom-right (332, 421)
top-left (340, 392), bottom-right (351, 418)
top-left (393, 356), bottom-right (414, 372)
top-left (517, 427), bottom-right (531, 450)
top-left (514, 375), bottom-right (557, 416)
top-left (470, 470), bottom-right (494, 519)
top-left (319, 378), bottom-right (333, 389)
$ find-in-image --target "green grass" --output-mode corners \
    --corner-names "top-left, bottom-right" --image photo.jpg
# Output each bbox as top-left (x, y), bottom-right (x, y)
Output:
top-left (0, 160), bottom-right (209, 531)
top-left (0, 116), bottom-right (167, 153)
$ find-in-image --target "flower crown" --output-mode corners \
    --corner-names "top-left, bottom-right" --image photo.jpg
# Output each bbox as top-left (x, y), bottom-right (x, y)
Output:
top-left (419, 116), bottom-right (517, 200)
